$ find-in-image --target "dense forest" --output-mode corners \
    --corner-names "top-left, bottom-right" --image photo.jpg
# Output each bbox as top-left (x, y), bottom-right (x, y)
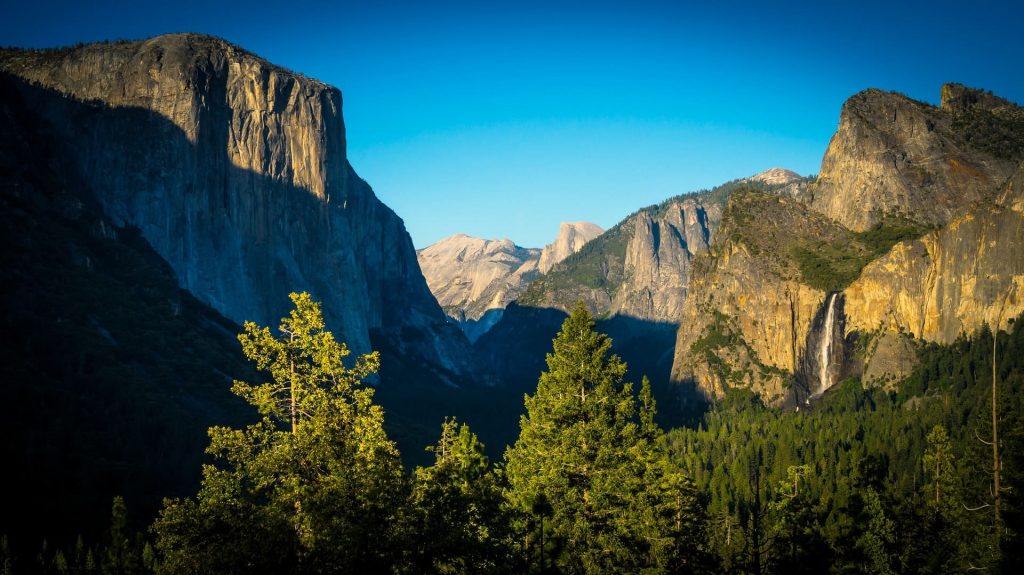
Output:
top-left (2, 294), bottom-right (1022, 574)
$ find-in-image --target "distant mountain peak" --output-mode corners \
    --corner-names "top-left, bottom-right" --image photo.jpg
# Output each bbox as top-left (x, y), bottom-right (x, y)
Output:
top-left (539, 222), bottom-right (604, 273)
top-left (745, 168), bottom-right (803, 186)
top-left (417, 222), bottom-right (602, 340)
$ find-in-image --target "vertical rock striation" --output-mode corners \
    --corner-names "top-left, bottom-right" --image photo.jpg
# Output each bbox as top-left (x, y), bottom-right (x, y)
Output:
top-left (671, 85), bottom-right (1024, 405)
top-left (519, 193), bottom-right (726, 324)
top-left (0, 34), bottom-right (479, 383)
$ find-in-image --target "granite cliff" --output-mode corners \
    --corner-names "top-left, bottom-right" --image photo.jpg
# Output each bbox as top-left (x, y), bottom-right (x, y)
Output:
top-left (843, 165), bottom-right (1024, 387)
top-left (477, 172), bottom-right (806, 419)
top-left (0, 67), bottom-right (252, 542)
top-left (517, 172), bottom-right (803, 321)
top-left (671, 84), bottom-right (1024, 404)
top-left (809, 84), bottom-right (1024, 231)
top-left (0, 34), bottom-right (479, 385)
top-left (537, 221), bottom-right (604, 273)
top-left (416, 222), bottom-right (601, 342)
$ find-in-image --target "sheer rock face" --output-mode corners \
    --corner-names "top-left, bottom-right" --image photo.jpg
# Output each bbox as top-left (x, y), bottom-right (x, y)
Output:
top-left (521, 195), bottom-right (722, 324)
top-left (611, 198), bottom-right (720, 322)
top-left (0, 34), bottom-right (479, 382)
top-left (809, 84), bottom-right (1021, 232)
top-left (670, 192), bottom-right (832, 403)
top-left (537, 222), bottom-right (604, 273)
top-left (844, 201), bottom-right (1024, 345)
top-left (416, 222), bottom-right (601, 342)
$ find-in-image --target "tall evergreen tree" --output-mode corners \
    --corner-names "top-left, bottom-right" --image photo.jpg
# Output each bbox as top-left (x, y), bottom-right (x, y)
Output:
top-left (504, 303), bottom-right (706, 574)
top-left (153, 293), bottom-right (405, 574)
top-left (402, 418), bottom-right (513, 574)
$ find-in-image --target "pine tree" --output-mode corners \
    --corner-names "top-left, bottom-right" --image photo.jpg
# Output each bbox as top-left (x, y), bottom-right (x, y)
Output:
top-left (855, 488), bottom-right (895, 575)
top-left (153, 292), bottom-right (405, 574)
top-left (769, 465), bottom-right (828, 573)
top-left (504, 303), bottom-right (706, 573)
top-left (403, 418), bottom-right (513, 574)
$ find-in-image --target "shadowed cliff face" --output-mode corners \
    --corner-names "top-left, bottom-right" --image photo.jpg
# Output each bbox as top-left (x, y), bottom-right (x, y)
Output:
top-left (0, 34), bottom-right (480, 385)
top-left (0, 70), bottom-right (255, 544)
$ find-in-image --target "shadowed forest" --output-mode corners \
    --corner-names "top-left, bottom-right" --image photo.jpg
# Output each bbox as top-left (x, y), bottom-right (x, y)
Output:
top-left (3, 293), bottom-right (1021, 574)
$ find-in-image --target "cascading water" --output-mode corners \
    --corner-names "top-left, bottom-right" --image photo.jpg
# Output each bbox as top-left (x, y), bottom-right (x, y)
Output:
top-left (815, 293), bottom-right (838, 396)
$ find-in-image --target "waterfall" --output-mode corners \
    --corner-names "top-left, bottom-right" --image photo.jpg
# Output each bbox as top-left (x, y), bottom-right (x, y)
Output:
top-left (816, 293), bottom-right (838, 396)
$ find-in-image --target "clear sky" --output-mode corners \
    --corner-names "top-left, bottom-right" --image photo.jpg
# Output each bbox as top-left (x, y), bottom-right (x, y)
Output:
top-left (3, 1), bottom-right (1022, 248)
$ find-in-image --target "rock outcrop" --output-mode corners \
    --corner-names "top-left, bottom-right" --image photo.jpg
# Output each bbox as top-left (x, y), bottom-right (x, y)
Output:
top-left (809, 84), bottom-right (1023, 232)
top-left (670, 85), bottom-right (1024, 405)
top-left (669, 190), bottom-right (843, 403)
top-left (844, 203), bottom-right (1024, 345)
top-left (745, 167), bottom-right (803, 186)
top-left (0, 34), bottom-right (480, 385)
top-left (520, 194), bottom-right (723, 322)
top-left (416, 222), bottom-right (601, 341)
top-left (537, 222), bottom-right (604, 273)
top-left (417, 234), bottom-right (542, 341)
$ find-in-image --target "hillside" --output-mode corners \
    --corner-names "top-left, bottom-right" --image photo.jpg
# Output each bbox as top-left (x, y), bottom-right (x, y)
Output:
top-left (671, 84), bottom-right (1024, 406)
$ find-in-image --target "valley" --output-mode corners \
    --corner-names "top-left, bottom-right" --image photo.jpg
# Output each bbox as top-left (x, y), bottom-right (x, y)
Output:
top-left (0, 26), bottom-right (1022, 575)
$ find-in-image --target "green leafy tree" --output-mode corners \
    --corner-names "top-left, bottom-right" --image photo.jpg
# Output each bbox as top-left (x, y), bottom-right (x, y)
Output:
top-left (402, 418), bottom-right (513, 574)
top-left (505, 303), bottom-right (706, 574)
top-left (153, 292), bottom-right (405, 574)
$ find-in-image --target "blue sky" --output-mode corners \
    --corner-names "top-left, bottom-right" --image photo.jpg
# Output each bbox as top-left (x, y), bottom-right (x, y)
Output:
top-left (3, 1), bottom-right (1022, 248)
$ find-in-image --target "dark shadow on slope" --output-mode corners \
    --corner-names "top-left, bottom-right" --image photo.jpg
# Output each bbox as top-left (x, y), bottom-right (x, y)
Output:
top-left (0, 72), bottom-right (482, 549)
top-left (0, 73), bottom-right (255, 550)
top-left (474, 303), bottom-right (710, 441)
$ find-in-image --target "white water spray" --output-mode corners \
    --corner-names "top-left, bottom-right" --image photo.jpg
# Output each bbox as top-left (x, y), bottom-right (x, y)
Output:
top-left (816, 293), bottom-right (838, 396)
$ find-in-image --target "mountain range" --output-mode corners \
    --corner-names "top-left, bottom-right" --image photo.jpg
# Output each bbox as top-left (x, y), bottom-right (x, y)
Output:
top-left (416, 221), bottom-right (602, 342)
top-left (2, 33), bottom-right (1023, 553)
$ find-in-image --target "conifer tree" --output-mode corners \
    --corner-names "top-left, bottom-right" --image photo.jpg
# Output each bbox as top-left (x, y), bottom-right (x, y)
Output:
top-left (153, 293), bottom-right (405, 574)
top-left (403, 418), bottom-right (513, 574)
top-left (505, 303), bottom-right (706, 573)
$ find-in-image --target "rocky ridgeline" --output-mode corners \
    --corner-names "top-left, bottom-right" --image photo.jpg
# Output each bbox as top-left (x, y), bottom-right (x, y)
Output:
top-left (0, 34), bottom-right (481, 385)
top-left (809, 84), bottom-right (1022, 232)
top-left (515, 172), bottom-right (810, 323)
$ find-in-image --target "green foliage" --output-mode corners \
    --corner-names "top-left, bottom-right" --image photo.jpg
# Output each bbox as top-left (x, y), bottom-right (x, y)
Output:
top-left (667, 314), bottom-right (1024, 573)
top-left (789, 242), bottom-right (870, 292)
top-left (519, 224), bottom-right (631, 304)
top-left (790, 216), bottom-right (925, 292)
top-left (855, 488), bottom-right (896, 575)
top-left (689, 311), bottom-right (741, 357)
top-left (402, 418), bottom-right (514, 574)
top-left (504, 303), bottom-right (708, 573)
top-left (152, 293), bottom-right (406, 574)
top-left (951, 105), bottom-right (1024, 160)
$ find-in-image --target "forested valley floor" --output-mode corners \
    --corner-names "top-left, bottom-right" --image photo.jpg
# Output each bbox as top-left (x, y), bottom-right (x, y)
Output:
top-left (3, 295), bottom-right (1022, 574)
